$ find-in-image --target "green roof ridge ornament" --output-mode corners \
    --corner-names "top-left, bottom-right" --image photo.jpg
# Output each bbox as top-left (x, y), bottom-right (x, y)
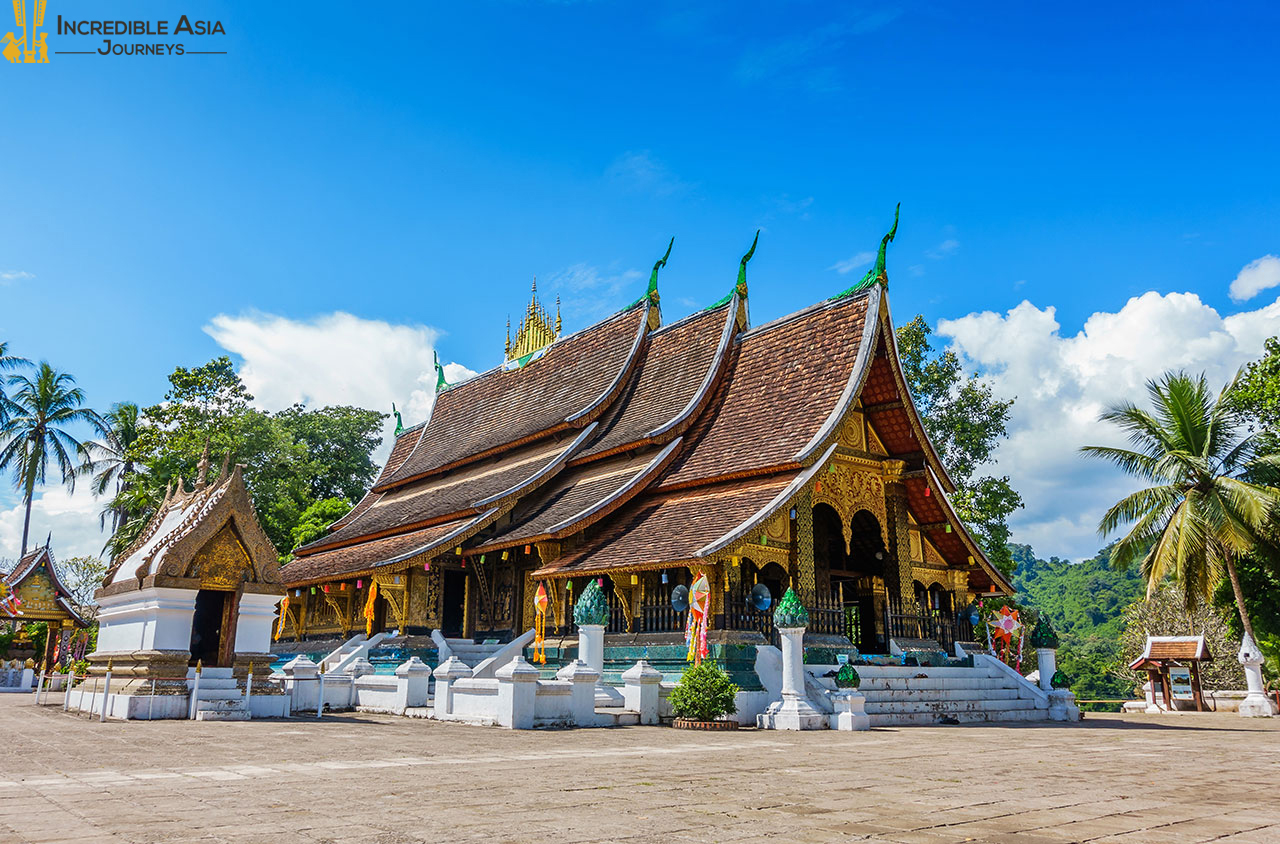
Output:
top-left (573, 578), bottom-right (610, 627)
top-left (833, 203), bottom-right (899, 299)
top-left (772, 586), bottom-right (810, 629)
top-left (707, 230), bottom-right (760, 310)
top-left (392, 403), bottom-right (404, 437)
top-left (434, 351), bottom-right (450, 393)
top-left (630, 237), bottom-right (673, 311)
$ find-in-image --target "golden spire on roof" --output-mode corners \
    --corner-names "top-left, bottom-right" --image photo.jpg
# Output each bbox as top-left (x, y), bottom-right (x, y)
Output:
top-left (505, 278), bottom-right (561, 362)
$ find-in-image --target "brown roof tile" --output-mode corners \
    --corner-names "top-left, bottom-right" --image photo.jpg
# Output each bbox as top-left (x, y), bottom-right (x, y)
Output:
top-left (281, 517), bottom-right (477, 584)
top-left (579, 304), bottom-right (732, 460)
top-left (660, 295), bottom-right (870, 488)
top-left (534, 474), bottom-right (798, 576)
top-left (379, 304), bottom-right (648, 488)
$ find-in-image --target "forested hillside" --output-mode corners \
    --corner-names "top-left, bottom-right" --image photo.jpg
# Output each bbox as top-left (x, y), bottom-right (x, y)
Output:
top-left (1010, 543), bottom-right (1146, 708)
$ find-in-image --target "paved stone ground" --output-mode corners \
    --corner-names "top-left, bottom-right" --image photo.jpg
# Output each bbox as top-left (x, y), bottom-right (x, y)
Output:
top-left (1, 695), bottom-right (1278, 844)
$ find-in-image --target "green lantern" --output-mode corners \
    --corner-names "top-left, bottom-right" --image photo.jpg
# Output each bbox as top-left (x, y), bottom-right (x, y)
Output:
top-left (573, 579), bottom-right (610, 628)
top-left (1029, 618), bottom-right (1060, 649)
top-left (835, 663), bottom-right (861, 689)
top-left (772, 587), bottom-right (810, 629)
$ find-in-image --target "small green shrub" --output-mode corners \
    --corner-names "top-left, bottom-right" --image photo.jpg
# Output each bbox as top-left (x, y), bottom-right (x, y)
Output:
top-left (668, 662), bottom-right (739, 722)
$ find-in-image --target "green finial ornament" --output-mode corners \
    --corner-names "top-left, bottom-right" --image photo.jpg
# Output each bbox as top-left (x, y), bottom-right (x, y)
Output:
top-left (573, 578), bottom-right (610, 627)
top-left (772, 587), bottom-right (810, 629)
top-left (707, 230), bottom-right (760, 310)
top-left (392, 403), bottom-right (404, 437)
top-left (835, 662), bottom-right (861, 689)
top-left (1029, 617), bottom-right (1060, 649)
top-left (631, 237), bottom-right (674, 309)
top-left (834, 203), bottom-right (900, 299)
top-left (434, 351), bottom-right (449, 393)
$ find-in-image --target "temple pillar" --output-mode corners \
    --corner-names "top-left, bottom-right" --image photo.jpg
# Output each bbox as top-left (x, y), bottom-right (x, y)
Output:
top-left (795, 490), bottom-right (816, 606)
top-left (882, 463), bottom-right (913, 607)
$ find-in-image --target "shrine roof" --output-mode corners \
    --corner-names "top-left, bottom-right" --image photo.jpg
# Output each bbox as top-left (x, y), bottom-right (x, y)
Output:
top-left (378, 303), bottom-right (649, 489)
top-left (1129, 636), bottom-right (1213, 668)
top-left (904, 468), bottom-right (1014, 595)
top-left (295, 433), bottom-right (588, 556)
top-left (532, 472), bottom-right (805, 577)
top-left (4, 544), bottom-right (87, 626)
top-left (659, 291), bottom-right (875, 488)
top-left (474, 441), bottom-right (682, 553)
top-left (577, 301), bottom-right (735, 461)
top-left (280, 515), bottom-right (486, 585)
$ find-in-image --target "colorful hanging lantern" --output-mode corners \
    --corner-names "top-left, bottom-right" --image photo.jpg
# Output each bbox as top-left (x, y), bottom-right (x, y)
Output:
top-left (502, 551), bottom-right (509, 560)
top-left (356, 579), bottom-right (363, 589)
top-left (424, 561), bottom-right (431, 571)
top-left (525, 544), bottom-right (531, 554)
top-left (363, 580), bottom-right (379, 636)
top-left (532, 582), bottom-right (549, 665)
top-left (685, 573), bottom-right (711, 665)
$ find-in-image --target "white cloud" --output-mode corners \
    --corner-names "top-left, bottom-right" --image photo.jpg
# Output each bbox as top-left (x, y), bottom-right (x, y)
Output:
top-left (927, 239), bottom-right (959, 259)
top-left (829, 251), bottom-right (874, 275)
top-left (605, 151), bottom-right (688, 197)
top-left (937, 291), bottom-right (1280, 561)
top-left (206, 311), bottom-right (478, 464)
top-left (0, 270), bottom-right (33, 285)
top-left (0, 484), bottom-right (106, 563)
top-left (1229, 254), bottom-right (1280, 302)
top-left (545, 264), bottom-right (643, 321)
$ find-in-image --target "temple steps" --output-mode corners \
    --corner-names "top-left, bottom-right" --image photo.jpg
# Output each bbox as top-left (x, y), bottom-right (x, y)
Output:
top-left (854, 662), bottom-right (1049, 727)
top-left (864, 687), bottom-right (1022, 703)
top-left (186, 667), bottom-right (251, 718)
top-left (860, 676), bottom-right (1015, 692)
top-left (443, 638), bottom-right (507, 668)
top-left (867, 707), bottom-right (1046, 727)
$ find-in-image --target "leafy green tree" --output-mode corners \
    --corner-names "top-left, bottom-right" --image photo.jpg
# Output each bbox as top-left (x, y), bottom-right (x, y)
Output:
top-left (58, 555), bottom-right (108, 614)
top-left (0, 341), bottom-right (31, 425)
top-left (1082, 371), bottom-right (1280, 648)
top-left (109, 358), bottom-right (386, 558)
top-left (896, 315), bottom-right (1023, 574)
top-left (80, 402), bottom-right (145, 534)
top-left (0, 363), bottom-right (105, 555)
top-left (1120, 582), bottom-right (1245, 690)
top-left (291, 497), bottom-right (354, 550)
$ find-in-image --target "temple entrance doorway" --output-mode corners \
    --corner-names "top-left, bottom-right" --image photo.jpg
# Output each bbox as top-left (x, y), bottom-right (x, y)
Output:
top-left (441, 570), bottom-right (467, 638)
top-left (189, 589), bottom-right (235, 667)
top-left (822, 507), bottom-right (887, 653)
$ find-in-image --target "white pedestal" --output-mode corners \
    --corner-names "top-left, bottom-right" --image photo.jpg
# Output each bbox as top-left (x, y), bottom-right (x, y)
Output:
top-left (1238, 634), bottom-right (1277, 718)
top-left (1048, 689), bottom-right (1081, 721)
top-left (1036, 648), bottom-right (1056, 692)
top-left (829, 689), bottom-right (870, 731)
top-left (757, 626), bottom-right (826, 730)
top-left (577, 624), bottom-right (605, 676)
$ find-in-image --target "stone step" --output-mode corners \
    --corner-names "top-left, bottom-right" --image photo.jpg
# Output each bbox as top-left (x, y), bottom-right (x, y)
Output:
top-left (187, 679), bottom-right (239, 691)
top-left (854, 666), bottom-right (983, 679)
top-left (860, 676), bottom-right (1015, 692)
top-left (863, 687), bottom-right (1022, 703)
top-left (192, 688), bottom-right (244, 701)
top-left (868, 707), bottom-right (1047, 727)
top-left (194, 699), bottom-right (250, 721)
top-left (592, 709), bottom-right (640, 727)
top-left (187, 667), bottom-right (234, 680)
top-left (863, 697), bottom-right (1042, 716)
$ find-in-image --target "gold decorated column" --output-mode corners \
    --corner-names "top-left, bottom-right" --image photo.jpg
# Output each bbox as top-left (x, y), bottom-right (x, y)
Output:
top-left (795, 489), bottom-right (816, 606)
top-left (882, 460), bottom-right (913, 607)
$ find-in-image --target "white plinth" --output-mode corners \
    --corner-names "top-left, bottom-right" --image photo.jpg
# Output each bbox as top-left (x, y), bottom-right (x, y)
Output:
top-left (1238, 634), bottom-right (1277, 718)
top-left (757, 626), bottom-right (826, 730)
top-left (829, 689), bottom-right (870, 731)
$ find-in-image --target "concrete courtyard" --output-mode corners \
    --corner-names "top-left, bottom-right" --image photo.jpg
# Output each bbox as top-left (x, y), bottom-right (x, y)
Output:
top-left (0, 694), bottom-right (1277, 844)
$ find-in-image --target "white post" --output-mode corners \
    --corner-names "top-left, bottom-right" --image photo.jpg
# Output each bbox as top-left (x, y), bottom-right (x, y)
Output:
top-left (99, 662), bottom-right (113, 722)
top-left (557, 659), bottom-right (601, 726)
top-left (1238, 633), bottom-right (1277, 718)
top-left (245, 663), bottom-right (255, 707)
top-left (1036, 648), bottom-right (1057, 692)
top-left (432, 657), bottom-right (472, 718)
top-left (758, 626), bottom-right (825, 730)
top-left (34, 670), bottom-right (45, 704)
top-left (148, 678), bottom-right (155, 721)
top-left (577, 624), bottom-right (606, 677)
top-left (62, 666), bottom-right (73, 712)
top-left (495, 655), bottom-right (541, 729)
top-left (317, 662), bottom-right (326, 719)
top-left (395, 657), bottom-right (432, 712)
top-left (189, 663), bottom-right (202, 720)
top-left (621, 660), bottom-right (662, 725)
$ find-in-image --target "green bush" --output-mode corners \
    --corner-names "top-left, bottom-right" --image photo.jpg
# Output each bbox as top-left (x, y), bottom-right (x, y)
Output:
top-left (668, 662), bottom-right (739, 722)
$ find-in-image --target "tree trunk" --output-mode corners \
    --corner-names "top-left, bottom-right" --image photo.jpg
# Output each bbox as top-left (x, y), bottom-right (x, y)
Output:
top-left (1224, 552), bottom-right (1258, 645)
top-left (20, 491), bottom-right (33, 557)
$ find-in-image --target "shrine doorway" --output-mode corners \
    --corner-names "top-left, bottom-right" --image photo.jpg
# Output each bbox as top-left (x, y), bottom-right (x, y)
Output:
top-left (189, 589), bottom-right (236, 667)
top-left (832, 508), bottom-right (888, 653)
top-left (441, 570), bottom-right (467, 638)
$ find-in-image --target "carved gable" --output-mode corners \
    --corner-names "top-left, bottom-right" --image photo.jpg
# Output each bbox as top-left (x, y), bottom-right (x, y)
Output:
top-left (188, 522), bottom-right (256, 590)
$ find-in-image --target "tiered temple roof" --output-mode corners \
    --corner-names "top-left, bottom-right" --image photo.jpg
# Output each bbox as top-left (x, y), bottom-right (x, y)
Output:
top-left (282, 232), bottom-right (1013, 597)
top-left (4, 543), bottom-right (87, 626)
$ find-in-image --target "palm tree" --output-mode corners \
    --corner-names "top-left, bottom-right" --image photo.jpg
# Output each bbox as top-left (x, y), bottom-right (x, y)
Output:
top-left (0, 363), bottom-right (106, 555)
top-left (80, 401), bottom-right (145, 534)
top-left (0, 341), bottom-right (31, 424)
top-left (1082, 371), bottom-right (1280, 645)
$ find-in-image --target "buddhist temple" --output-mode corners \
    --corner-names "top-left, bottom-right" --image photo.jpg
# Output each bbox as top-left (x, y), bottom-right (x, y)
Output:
top-left (278, 215), bottom-right (1013, 659)
top-left (2, 541), bottom-right (87, 666)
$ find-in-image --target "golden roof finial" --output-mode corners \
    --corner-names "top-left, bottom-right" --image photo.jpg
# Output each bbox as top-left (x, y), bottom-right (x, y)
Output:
top-left (505, 278), bottom-right (559, 363)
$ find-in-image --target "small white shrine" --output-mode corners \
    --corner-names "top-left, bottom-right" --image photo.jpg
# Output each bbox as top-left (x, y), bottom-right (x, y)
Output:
top-left (67, 459), bottom-right (287, 719)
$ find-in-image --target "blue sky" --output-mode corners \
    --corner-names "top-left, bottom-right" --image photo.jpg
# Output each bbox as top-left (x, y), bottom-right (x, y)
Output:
top-left (2, 1), bottom-right (1279, 562)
